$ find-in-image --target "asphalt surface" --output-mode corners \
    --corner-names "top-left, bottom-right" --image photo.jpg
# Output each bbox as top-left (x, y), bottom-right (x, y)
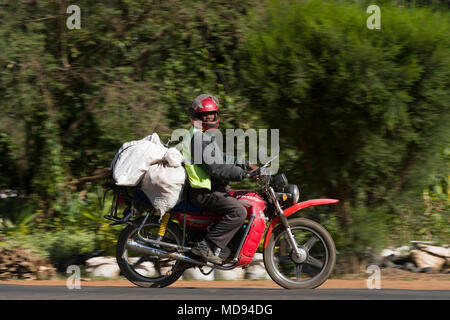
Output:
top-left (0, 284), bottom-right (449, 300)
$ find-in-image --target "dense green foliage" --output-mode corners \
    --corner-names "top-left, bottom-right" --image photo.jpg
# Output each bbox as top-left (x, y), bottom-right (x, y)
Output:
top-left (241, 0), bottom-right (449, 266)
top-left (0, 0), bottom-right (448, 272)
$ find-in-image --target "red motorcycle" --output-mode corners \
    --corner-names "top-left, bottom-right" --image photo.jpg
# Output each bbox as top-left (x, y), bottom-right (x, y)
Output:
top-left (105, 158), bottom-right (338, 289)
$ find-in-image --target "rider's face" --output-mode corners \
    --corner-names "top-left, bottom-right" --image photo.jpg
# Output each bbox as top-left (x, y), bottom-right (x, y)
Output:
top-left (198, 111), bottom-right (216, 122)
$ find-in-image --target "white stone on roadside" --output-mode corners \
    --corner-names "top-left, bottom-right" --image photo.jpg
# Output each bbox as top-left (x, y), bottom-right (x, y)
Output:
top-left (245, 263), bottom-right (271, 280)
top-left (134, 262), bottom-right (156, 277)
top-left (184, 267), bottom-right (215, 281)
top-left (380, 246), bottom-right (410, 260)
top-left (380, 249), bottom-right (397, 258)
top-left (85, 256), bottom-right (117, 268)
top-left (410, 249), bottom-right (446, 271)
top-left (215, 268), bottom-right (246, 280)
top-left (252, 253), bottom-right (264, 263)
top-left (415, 244), bottom-right (450, 258)
top-left (91, 264), bottom-right (121, 278)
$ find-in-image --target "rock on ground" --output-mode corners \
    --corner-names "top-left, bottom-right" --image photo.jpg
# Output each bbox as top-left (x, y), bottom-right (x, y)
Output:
top-left (378, 242), bottom-right (450, 273)
top-left (410, 250), bottom-right (446, 272)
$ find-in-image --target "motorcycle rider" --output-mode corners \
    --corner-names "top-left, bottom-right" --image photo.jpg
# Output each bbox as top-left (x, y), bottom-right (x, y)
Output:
top-left (180, 94), bottom-right (259, 264)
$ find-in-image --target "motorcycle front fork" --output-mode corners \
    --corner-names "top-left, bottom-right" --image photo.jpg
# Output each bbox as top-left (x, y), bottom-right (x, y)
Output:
top-left (267, 187), bottom-right (302, 256)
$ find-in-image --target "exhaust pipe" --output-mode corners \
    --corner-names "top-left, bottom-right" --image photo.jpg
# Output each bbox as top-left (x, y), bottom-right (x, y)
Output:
top-left (126, 239), bottom-right (207, 266)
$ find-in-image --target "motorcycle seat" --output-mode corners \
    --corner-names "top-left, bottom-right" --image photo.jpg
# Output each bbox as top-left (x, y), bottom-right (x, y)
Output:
top-left (133, 189), bottom-right (203, 212)
top-left (172, 200), bottom-right (202, 212)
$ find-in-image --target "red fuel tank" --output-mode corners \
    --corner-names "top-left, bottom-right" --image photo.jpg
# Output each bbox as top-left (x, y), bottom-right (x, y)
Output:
top-left (227, 190), bottom-right (267, 217)
top-left (228, 190), bottom-right (267, 267)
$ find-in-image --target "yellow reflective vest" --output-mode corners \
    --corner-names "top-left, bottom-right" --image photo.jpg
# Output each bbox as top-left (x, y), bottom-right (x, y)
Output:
top-left (180, 126), bottom-right (212, 190)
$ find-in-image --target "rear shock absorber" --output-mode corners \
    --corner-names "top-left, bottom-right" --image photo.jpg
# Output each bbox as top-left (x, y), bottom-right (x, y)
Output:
top-left (157, 213), bottom-right (171, 238)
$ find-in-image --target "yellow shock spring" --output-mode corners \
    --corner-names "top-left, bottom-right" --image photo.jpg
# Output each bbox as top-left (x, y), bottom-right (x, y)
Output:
top-left (157, 213), bottom-right (171, 237)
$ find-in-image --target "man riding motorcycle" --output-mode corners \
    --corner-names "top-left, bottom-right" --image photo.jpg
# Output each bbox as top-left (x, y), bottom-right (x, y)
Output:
top-left (180, 94), bottom-right (259, 264)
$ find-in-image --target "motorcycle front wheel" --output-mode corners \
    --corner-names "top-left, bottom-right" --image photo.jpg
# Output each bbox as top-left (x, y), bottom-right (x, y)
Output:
top-left (263, 217), bottom-right (336, 289)
top-left (116, 216), bottom-right (186, 288)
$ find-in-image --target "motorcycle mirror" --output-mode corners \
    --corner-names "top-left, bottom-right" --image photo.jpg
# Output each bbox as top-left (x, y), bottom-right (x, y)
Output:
top-left (261, 155), bottom-right (279, 169)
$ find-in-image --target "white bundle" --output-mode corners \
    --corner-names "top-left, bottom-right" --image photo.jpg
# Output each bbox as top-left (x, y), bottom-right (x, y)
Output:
top-left (111, 133), bottom-right (186, 216)
top-left (141, 147), bottom-right (186, 217)
top-left (164, 147), bottom-right (185, 167)
top-left (111, 133), bottom-right (166, 186)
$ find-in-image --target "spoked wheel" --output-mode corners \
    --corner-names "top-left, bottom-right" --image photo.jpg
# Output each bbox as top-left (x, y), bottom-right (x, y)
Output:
top-left (116, 216), bottom-right (186, 288)
top-left (264, 217), bottom-right (336, 289)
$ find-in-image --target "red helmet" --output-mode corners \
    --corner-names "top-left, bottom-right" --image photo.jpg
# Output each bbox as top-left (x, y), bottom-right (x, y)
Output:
top-left (189, 94), bottom-right (220, 130)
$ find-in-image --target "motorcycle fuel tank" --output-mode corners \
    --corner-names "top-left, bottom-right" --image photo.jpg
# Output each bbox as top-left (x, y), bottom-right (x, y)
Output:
top-left (227, 190), bottom-right (266, 217)
top-left (228, 190), bottom-right (267, 267)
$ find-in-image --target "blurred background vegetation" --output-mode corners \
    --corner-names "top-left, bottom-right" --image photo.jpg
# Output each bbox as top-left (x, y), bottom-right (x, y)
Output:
top-left (0, 0), bottom-right (448, 275)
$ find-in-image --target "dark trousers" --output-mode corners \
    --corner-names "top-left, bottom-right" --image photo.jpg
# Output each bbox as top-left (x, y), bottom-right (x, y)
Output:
top-left (188, 185), bottom-right (247, 249)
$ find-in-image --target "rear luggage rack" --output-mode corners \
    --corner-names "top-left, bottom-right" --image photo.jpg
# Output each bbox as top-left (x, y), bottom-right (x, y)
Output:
top-left (102, 181), bottom-right (139, 226)
top-left (104, 205), bottom-right (134, 225)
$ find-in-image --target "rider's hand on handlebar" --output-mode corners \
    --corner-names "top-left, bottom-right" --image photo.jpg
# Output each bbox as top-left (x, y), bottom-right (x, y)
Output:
top-left (247, 164), bottom-right (260, 179)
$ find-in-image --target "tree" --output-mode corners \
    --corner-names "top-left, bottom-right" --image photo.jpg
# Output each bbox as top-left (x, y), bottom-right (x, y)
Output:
top-left (0, 0), bottom-right (256, 215)
top-left (240, 0), bottom-right (449, 252)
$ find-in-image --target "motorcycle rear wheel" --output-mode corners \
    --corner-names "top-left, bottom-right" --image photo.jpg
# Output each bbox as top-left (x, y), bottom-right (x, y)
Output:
top-left (116, 216), bottom-right (186, 288)
top-left (263, 217), bottom-right (336, 289)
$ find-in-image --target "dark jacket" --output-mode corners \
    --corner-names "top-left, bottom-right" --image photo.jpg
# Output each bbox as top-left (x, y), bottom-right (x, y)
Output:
top-left (190, 130), bottom-right (249, 188)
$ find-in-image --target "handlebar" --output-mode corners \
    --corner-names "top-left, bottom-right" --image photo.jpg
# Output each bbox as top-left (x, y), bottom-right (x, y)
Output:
top-left (245, 168), bottom-right (260, 179)
top-left (245, 155), bottom-right (278, 179)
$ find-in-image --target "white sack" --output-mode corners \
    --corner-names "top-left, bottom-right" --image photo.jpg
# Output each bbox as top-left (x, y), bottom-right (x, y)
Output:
top-left (141, 161), bottom-right (186, 216)
top-left (112, 133), bottom-right (186, 216)
top-left (164, 147), bottom-right (185, 167)
top-left (111, 133), bottom-right (166, 186)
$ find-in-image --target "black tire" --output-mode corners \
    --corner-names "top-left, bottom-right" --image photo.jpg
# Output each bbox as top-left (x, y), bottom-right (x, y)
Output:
top-left (116, 216), bottom-right (186, 288)
top-left (263, 217), bottom-right (336, 289)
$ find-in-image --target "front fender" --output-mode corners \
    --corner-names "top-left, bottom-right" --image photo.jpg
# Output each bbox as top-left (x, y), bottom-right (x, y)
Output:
top-left (263, 199), bottom-right (339, 248)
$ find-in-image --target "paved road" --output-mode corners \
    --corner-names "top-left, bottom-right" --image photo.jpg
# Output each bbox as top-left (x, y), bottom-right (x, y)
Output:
top-left (0, 284), bottom-right (448, 300)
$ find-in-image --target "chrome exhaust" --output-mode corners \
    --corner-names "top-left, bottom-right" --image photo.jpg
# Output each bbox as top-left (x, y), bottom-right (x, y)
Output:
top-left (126, 239), bottom-right (207, 266)
top-left (126, 239), bottom-right (239, 271)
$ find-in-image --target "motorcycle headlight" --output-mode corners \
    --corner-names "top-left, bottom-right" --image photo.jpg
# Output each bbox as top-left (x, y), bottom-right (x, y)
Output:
top-left (284, 184), bottom-right (300, 204)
